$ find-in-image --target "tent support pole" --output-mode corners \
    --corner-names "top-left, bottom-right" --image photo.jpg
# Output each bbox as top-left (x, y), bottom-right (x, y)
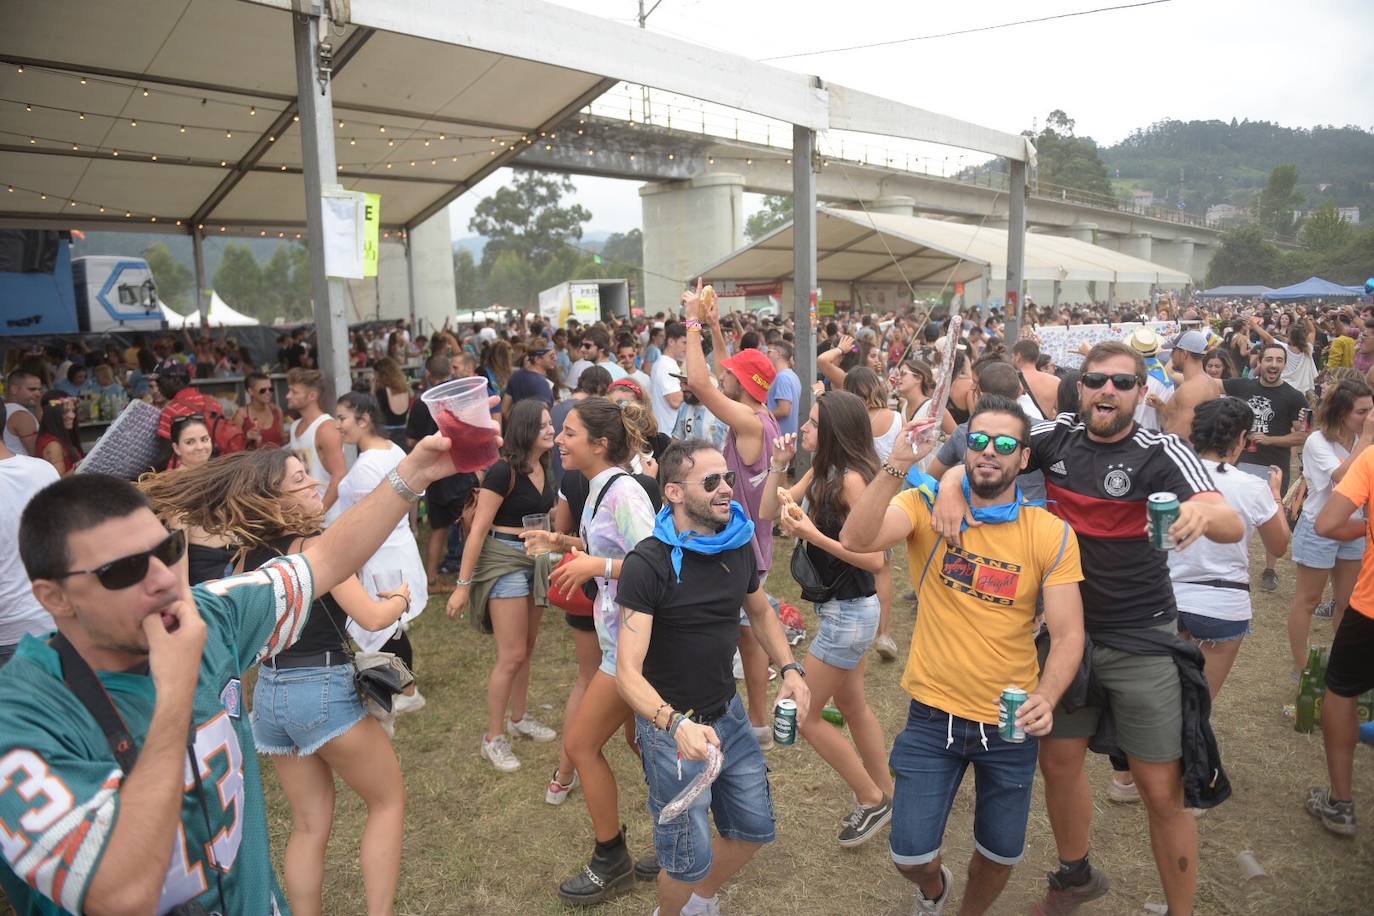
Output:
top-left (405, 234), bottom-right (419, 333)
top-left (793, 121), bottom-right (818, 474)
top-left (293, 8), bottom-right (351, 406)
top-left (191, 228), bottom-right (209, 325)
top-left (1004, 158), bottom-right (1027, 340)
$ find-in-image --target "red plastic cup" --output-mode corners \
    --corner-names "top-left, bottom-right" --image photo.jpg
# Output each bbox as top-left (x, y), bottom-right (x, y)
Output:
top-left (420, 377), bottom-right (498, 473)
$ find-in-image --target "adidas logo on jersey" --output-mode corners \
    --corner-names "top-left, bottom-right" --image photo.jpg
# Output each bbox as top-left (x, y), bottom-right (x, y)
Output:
top-left (1049, 460), bottom-right (1067, 476)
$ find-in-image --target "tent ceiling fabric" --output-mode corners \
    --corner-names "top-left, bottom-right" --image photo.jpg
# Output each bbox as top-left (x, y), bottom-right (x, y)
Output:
top-left (701, 208), bottom-right (1192, 289)
top-left (0, 0), bottom-right (609, 230)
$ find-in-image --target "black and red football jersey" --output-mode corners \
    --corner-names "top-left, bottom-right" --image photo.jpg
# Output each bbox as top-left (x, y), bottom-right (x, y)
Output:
top-left (1029, 414), bottom-right (1217, 632)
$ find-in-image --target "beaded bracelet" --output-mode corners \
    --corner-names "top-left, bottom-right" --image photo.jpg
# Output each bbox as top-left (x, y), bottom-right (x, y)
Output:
top-left (685, 319), bottom-right (703, 332)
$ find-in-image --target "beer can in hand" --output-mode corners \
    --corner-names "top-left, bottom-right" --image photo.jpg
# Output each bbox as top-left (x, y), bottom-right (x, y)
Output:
top-left (999, 687), bottom-right (1028, 743)
top-left (772, 699), bottom-right (798, 746)
top-left (1147, 492), bottom-right (1181, 550)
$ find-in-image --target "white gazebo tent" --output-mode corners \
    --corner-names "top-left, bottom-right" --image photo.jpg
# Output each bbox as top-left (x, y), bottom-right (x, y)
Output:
top-left (158, 291), bottom-right (257, 327)
top-left (699, 207), bottom-right (1190, 309)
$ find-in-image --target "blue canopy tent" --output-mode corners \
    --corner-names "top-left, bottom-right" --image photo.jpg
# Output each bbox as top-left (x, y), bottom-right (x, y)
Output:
top-left (1262, 277), bottom-right (1365, 300)
top-left (1197, 285), bottom-right (1273, 298)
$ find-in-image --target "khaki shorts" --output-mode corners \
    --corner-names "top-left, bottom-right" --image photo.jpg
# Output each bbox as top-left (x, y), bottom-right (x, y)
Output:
top-left (1050, 624), bottom-right (1182, 762)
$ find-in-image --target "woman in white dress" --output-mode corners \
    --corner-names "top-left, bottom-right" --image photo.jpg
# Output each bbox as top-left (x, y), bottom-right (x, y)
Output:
top-left (330, 392), bottom-right (429, 710)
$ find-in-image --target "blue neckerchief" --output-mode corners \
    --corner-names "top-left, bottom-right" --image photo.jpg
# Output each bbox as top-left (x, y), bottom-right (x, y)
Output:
top-left (905, 466), bottom-right (1045, 530)
top-left (652, 502), bottom-right (756, 581)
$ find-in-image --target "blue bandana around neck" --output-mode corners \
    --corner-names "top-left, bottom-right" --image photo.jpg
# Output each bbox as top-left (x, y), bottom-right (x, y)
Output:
top-left (652, 502), bottom-right (756, 581)
top-left (906, 466), bottom-right (1045, 529)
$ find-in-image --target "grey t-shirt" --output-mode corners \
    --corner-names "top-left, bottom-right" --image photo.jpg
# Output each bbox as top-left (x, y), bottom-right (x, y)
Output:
top-left (936, 420), bottom-right (1047, 503)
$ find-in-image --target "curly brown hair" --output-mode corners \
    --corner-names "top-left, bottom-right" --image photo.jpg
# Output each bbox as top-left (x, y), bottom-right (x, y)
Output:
top-left (139, 449), bottom-right (323, 553)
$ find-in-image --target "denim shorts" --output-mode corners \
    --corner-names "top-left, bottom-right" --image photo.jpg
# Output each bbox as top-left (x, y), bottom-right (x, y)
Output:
top-left (809, 594), bottom-right (880, 670)
top-left (737, 570), bottom-right (769, 627)
top-left (889, 699), bottom-right (1039, 867)
top-left (636, 694), bottom-right (776, 883)
top-left (1178, 612), bottom-right (1251, 644)
top-left (1291, 511), bottom-right (1364, 570)
top-left (251, 662), bottom-right (365, 756)
top-left (490, 567), bottom-right (534, 599)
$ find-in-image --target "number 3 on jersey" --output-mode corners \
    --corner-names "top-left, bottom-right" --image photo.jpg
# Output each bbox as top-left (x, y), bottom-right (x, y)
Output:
top-left (159, 711), bottom-right (245, 909)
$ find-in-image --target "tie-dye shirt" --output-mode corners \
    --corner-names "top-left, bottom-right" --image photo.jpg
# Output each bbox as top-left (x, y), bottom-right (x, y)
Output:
top-left (581, 467), bottom-right (657, 665)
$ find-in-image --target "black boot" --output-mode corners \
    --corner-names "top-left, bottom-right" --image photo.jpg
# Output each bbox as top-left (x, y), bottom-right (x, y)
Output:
top-left (634, 852), bottom-right (660, 881)
top-left (557, 832), bottom-right (634, 905)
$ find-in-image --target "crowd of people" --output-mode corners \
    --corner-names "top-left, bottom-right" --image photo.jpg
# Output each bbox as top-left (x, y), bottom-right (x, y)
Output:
top-left (1, 288), bottom-right (1372, 916)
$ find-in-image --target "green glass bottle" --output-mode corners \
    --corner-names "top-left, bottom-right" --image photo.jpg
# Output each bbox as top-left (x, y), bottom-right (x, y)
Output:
top-left (1295, 680), bottom-right (1316, 734)
top-left (821, 705), bottom-right (845, 727)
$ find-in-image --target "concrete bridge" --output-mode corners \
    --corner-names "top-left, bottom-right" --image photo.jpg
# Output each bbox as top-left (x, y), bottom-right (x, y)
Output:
top-left (518, 116), bottom-right (1221, 309)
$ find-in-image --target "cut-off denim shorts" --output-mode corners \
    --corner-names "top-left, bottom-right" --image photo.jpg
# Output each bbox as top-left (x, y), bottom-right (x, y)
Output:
top-left (251, 661), bottom-right (365, 756)
top-left (809, 594), bottom-right (880, 670)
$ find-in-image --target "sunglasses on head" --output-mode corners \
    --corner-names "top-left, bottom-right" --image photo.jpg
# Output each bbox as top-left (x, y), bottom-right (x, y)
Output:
top-left (674, 471), bottom-right (737, 493)
top-left (966, 432), bottom-right (1023, 455)
top-left (54, 529), bottom-right (186, 590)
top-left (1080, 372), bottom-right (1141, 391)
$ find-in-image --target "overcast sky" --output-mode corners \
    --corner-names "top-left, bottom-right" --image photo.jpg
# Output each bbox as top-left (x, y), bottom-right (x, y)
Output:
top-left (449, 0), bottom-right (1374, 239)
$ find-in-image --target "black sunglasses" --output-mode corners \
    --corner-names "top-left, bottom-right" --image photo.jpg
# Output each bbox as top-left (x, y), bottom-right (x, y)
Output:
top-left (966, 432), bottom-right (1023, 455)
top-left (1080, 372), bottom-right (1141, 391)
top-left (55, 529), bottom-right (187, 590)
top-left (673, 471), bottom-right (737, 493)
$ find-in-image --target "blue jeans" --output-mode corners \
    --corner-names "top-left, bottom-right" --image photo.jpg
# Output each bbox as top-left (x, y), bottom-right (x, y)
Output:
top-left (251, 661), bottom-right (365, 756)
top-left (636, 694), bottom-right (776, 883)
top-left (889, 699), bottom-right (1039, 867)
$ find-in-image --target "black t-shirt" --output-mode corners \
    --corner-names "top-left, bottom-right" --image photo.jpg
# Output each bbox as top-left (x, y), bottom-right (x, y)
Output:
top-left (1028, 414), bottom-right (1216, 633)
top-left (481, 459), bottom-right (556, 527)
top-left (616, 538), bottom-right (759, 716)
top-left (1222, 377), bottom-right (1308, 471)
top-left (505, 368), bottom-right (554, 406)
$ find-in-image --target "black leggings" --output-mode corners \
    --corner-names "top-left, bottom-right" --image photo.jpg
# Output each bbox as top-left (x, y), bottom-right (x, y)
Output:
top-left (380, 629), bottom-right (414, 673)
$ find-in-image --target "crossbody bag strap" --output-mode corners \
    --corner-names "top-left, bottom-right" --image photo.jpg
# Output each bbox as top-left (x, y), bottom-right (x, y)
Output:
top-left (581, 472), bottom-right (627, 542)
top-left (50, 633), bottom-right (140, 772)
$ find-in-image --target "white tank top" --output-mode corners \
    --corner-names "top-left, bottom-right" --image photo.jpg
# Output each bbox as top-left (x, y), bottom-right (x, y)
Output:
top-left (872, 410), bottom-right (902, 463)
top-left (289, 412), bottom-right (333, 497)
top-left (3, 404), bottom-right (31, 456)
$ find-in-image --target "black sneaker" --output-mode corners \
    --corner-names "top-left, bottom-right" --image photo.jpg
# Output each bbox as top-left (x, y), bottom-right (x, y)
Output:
top-left (557, 839), bottom-right (634, 905)
top-left (837, 796), bottom-right (892, 847)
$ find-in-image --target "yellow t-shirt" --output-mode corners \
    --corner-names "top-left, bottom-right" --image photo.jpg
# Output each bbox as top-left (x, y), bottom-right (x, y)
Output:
top-left (1327, 335), bottom-right (1355, 369)
top-left (892, 489), bottom-right (1084, 724)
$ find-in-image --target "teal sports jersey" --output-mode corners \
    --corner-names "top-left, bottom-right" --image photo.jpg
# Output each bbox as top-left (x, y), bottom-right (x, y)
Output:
top-left (0, 553), bottom-right (314, 915)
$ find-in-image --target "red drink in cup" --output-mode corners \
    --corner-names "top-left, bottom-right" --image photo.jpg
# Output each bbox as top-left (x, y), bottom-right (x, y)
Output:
top-left (420, 377), bottom-right (498, 473)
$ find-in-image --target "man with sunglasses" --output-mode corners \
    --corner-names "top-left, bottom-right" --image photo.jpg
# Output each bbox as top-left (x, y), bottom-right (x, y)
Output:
top-left (0, 434), bottom-right (461, 915)
top-left (842, 397), bottom-right (1085, 916)
top-left (616, 440), bottom-right (809, 916)
top-left (931, 341), bottom-right (1241, 916)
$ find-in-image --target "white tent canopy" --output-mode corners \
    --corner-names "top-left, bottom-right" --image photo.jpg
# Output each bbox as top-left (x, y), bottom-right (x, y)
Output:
top-left (700, 207), bottom-right (1191, 290)
top-left (160, 291), bottom-right (258, 327)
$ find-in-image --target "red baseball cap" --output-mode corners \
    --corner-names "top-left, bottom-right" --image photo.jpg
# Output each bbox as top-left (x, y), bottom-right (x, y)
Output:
top-left (720, 348), bottom-right (776, 402)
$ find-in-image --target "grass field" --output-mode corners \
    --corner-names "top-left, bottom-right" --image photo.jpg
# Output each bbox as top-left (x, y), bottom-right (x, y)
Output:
top-left (259, 531), bottom-right (1374, 916)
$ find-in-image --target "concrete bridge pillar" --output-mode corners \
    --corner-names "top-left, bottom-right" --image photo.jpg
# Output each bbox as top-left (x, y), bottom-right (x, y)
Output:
top-left (1067, 222), bottom-right (1097, 244)
top-left (1153, 236), bottom-right (1195, 282)
top-left (869, 195), bottom-right (916, 216)
top-left (1120, 231), bottom-right (1153, 262)
top-left (641, 173), bottom-right (746, 313)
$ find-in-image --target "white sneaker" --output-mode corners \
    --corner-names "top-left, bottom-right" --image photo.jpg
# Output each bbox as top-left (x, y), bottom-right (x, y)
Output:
top-left (507, 715), bottom-right (557, 743)
top-left (546, 768), bottom-right (580, 805)
top-left (753, 723), bottom-right (775, 751)
top-left (874, 633), bottom-right (900, 662)
top-left (392, 689), bottom-right (427, 715)
top-left (682, 893), bottom-right (721, 916)
top-left (481, 734), bottom-right (521, 772)
top-left (913, 863), bottom-right (951, 914)
top-left (1106, 775), bottom-right (1140, 803)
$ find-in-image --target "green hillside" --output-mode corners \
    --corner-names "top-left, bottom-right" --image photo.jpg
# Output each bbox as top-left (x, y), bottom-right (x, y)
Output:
top-left (1100, 119), bottom-right (1374, 216)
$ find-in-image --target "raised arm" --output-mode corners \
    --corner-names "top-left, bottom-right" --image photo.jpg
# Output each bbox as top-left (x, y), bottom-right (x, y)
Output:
top-left (301, 434), bottom-right (456, 595)
top-left (816, 335), bottom-right (853, 389)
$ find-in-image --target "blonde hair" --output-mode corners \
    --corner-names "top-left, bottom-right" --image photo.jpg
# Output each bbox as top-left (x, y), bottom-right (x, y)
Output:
top-left (140, 450), bottom-right (323, 554)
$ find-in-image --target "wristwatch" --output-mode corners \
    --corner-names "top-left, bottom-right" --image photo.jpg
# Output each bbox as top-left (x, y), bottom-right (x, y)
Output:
top-left (780, 662), bottom-right (806, 680)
